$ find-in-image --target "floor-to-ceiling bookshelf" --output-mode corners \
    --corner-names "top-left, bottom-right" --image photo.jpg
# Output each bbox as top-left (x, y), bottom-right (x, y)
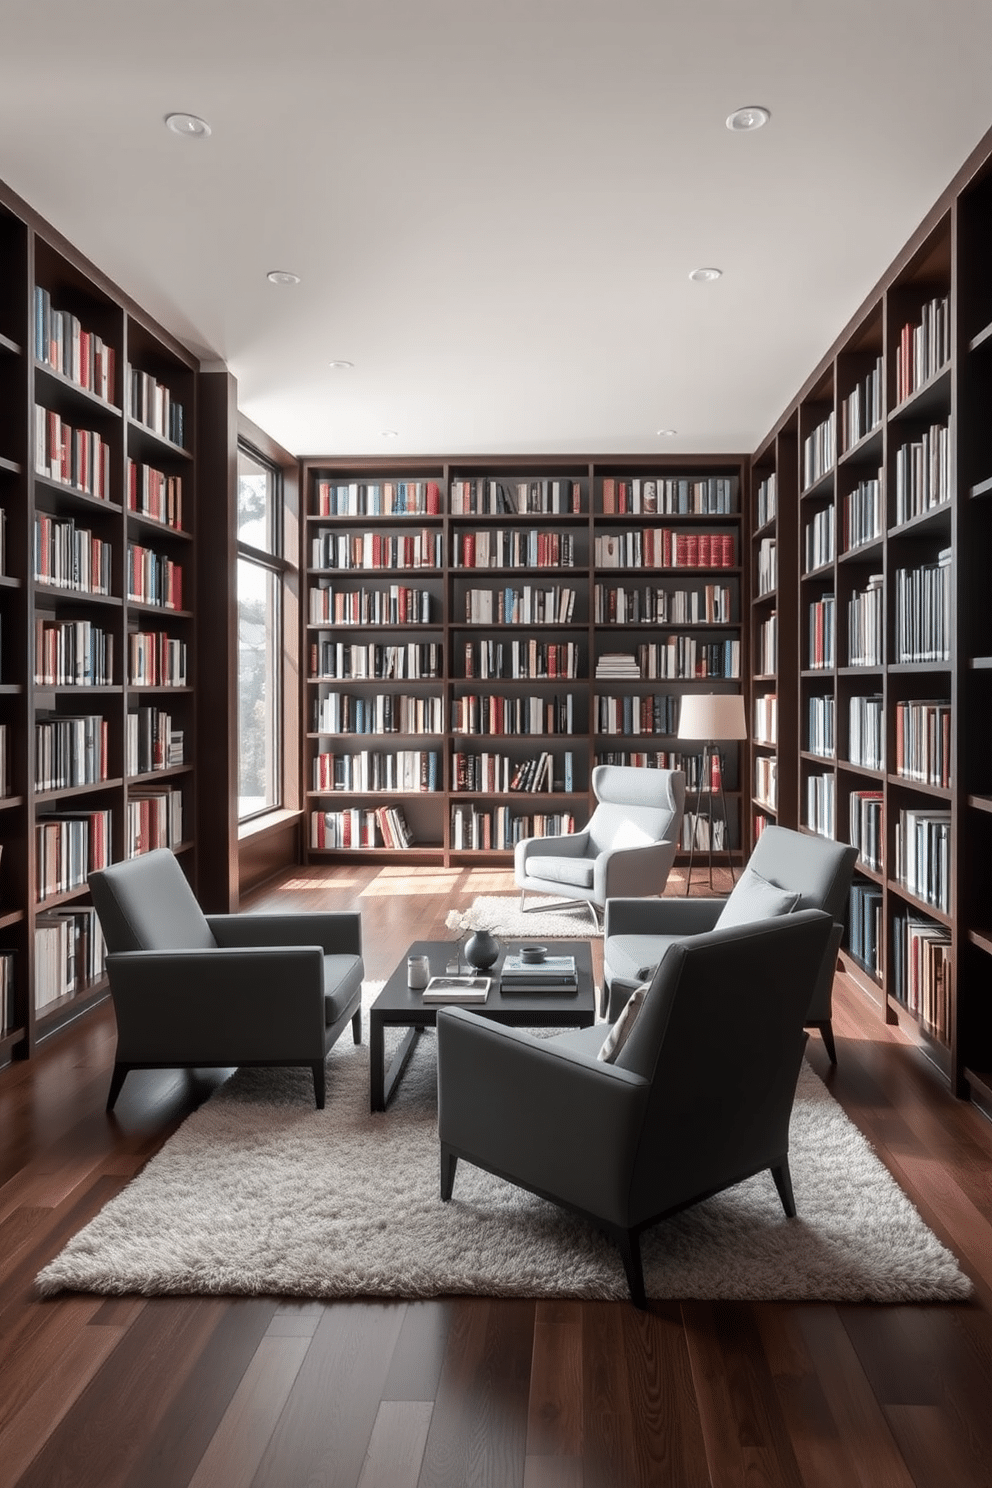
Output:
top-left (301, 456), bottom-right (749, 869)
top-left (748, 140), bottom-right (992, 1106)
top-left (0, 185), bottom-right (198, 1065)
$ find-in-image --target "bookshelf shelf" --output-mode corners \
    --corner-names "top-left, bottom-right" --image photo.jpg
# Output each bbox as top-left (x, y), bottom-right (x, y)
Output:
top-left (968, 321), bottom-right (992, 353)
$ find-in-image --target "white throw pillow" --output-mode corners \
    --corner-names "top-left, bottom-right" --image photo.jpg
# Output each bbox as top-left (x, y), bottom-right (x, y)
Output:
top-left (597, 984), bottom-right (649, 1063)
top-left (715, 867), bottom-right (800, 930)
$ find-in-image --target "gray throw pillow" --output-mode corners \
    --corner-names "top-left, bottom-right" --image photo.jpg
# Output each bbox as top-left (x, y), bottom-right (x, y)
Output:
top-left (714, 867), bottom-right (800, 930)
top-left (598, 984), bottom-right (649, 1063)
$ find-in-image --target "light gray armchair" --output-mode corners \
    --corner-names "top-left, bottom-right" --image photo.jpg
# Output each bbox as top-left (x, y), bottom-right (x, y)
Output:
top-left (514, 764), bottom-right (685, 929)
top-left (603, 824), bottom-right (857, 1060)
top-left (438, 908), bottom-right (834, 1307)
top-left (88, 848), bottom-right (364, 1111)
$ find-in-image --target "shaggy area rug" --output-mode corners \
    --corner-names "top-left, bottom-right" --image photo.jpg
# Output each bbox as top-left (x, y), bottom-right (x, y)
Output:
top-left (447, 895), bottom-right (602, 939)
top-left (36, 986), bottom-right (971, 1303)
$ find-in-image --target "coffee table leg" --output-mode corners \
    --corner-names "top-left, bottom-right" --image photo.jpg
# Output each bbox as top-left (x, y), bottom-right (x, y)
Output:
top-left (370, 1018), bottom-right (423, 1112)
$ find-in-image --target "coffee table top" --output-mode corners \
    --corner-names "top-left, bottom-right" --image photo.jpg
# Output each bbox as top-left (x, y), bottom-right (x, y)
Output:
top-left (372, 938), bottom-right (597, 1023)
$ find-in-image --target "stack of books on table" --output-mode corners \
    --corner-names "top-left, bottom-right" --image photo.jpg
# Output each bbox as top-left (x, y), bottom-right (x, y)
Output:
top-left (499, 954), bottom-right (578, 994)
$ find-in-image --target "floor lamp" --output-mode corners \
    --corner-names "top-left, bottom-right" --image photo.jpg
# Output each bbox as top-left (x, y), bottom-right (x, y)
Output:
top-left (677, 693), bottom-right (748, 894)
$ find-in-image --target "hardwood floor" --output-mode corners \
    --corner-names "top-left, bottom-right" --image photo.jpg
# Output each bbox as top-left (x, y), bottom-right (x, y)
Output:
top-left (2, 863), bottom-right (991, 1487)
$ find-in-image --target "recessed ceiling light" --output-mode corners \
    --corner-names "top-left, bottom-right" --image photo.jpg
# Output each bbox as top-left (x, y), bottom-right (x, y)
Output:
top-left (165, 112), bottom-right (211, 138)
top-left (329, 360), bottom-right (354, 370)
top-left (688, 267), bottom-right (723, 283)
top-left (266, 270), bottom-right (301, 286)
top-left (381, 430), bottom-right (399, 439)
top-left (656, 429), bottom-right (678, 437)
top-left (726, 106), bottom-right (770, 132)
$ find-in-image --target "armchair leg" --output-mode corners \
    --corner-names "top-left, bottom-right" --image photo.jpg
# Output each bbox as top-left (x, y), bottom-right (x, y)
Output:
top-left (614, 1228), bottom-right (647, 1309)
top-left (351, 1007), bottom-right (362, 1045)
top-left (810, 1019), bottom-right (837, 1064)
top-left (440, 1145), bottom-right (458, 1201)
top-left (312, 1061), bottom-right (326, 1110)
top-left (771, 1160), bottom-right (797, 1218)
top-left (105, 1063), bottom-right (129, 1112)
top-left (519, 889), bottom-right (527, 912)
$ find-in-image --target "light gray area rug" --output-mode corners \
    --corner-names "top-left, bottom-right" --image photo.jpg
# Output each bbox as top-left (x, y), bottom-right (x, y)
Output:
top-left (447, 896), bottom-right (602, 939)
top-left (37, 986), bottom-right (971, 1303)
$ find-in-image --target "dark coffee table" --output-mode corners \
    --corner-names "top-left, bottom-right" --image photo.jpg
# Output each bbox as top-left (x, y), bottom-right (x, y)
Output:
top-left (369, 938), bottom-right (597, 1111)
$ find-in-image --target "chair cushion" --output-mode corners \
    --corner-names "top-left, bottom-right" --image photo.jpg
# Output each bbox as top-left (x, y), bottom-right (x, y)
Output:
top-left (527, 855), bottom-right (596, 889)
top-left (598, 984), bottom-right (649, 1063)
top-left (714, 868), bottom-right (800, 930)
top-left (323, 953), bottom-right (364, 1024)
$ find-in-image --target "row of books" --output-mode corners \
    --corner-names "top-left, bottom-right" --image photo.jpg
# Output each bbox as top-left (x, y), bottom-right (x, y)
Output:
top-left (35, 618), bottom-right (113, 686)
top-left (450, 806), bottom-right (576, 850)
top-left (895, 807), bottom-right (951, 912)
top-left (311, 529), bottom-right (441, 573)
top-left (594, 530), bottom-right (736, 569)
top-left (682, 812), bottom-right (727, 851)
top-left (594, 693), bottom-right (680, 737)
top-left (601, 475), bottom-right (738, 515)
top-left (757, 537), bottom-right (776, 596)
top-left (461, 585), bottom-right (577, 626)
top-left (36, 809), bottom-right (111, 901)
top-left (450, 478), bottom-right (580, 517)
top-left (807, 595), bottom-right (836, 669)
top-left (753, 692), bottom-right (777, 745)
top-left (840, 356), bottom-right (883, 452)
top-left (807, 694), bottom-right (835, 758)
top-left (453, 529), bottom-right (576, 570)
top-left (847, 882), bottom-right (883, 977)
top-left (129, 368), bottom-right (185, 446)
top-left (894, 553), bottom-right (952, 663)
top-left (756, 473), bottom-right (777, 529)
top-left (802, 411), bottom-right (835, 490)
top-left (451, 750), bottom-right (566, 794)
top-left (843, 476), bottom-right (883, 552)
top-left (894, 422), bottom-right (951, 524)
top-left (126, 788), bottom-right (183, 857)
top-left (593, 582), bottom-right (733, 625)
top-left (461, 640), bottom-right (581, 681)
top-left (314, 480), bottom-right (442, 517)
top-left (849, 790), bottom-right (884, 871)
top-left (34, 515), bottom-right (112, 594)
top-left (806, 772), bottom-right (836, 838)
top-left (34, 287), bottom-right (116, 401)
top-left (848, 694), bottom-right (885, 770)
top-left (310, 805), bottom-right (413, 850)
top-left (313, 693), bottom-right (444, 736)
top-left (128, 631), bottom-right (188, 688)
top-left (451, 693), bottom-right (575, 738)
top-left (309, 585), bottom-right (433, 626)
top-left (34, 908), bottom-right (106, 1010)
top-left (127, 543), bottom-right (183, 610)
top-left (35, 406), bottom-right (113, 498)
top-left (892, 911), bottom-right (951, 1041)
top-left (638, 638), bottom-right (740, 680)
top-left (127, 459), bottom-right (183, 530)
top-left (757, 613), bottom-right (777, 675)
top-left (34, 714), bottom-right (109, 793)
top-left (848, 576), bottom-right (884, 666)
top-left (309, 639), bottom-right (442, 681)
top-left (895, 699), bottom-right (951, 787)
top-left (895, 296), bottom-right (950, 405)
top-left (596, 749), bottom-right (689, 770)
top-left (803, 505), bottom-right (835, 573)
top-left (126, 707), bottom-right (184, 775)
top-left (755, 755), bottom-right (777, 809)
top-left (312, 749), bottom-right (440, 793)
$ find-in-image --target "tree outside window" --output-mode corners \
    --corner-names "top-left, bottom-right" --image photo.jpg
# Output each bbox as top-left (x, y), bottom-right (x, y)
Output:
top-left (237, 448), bottom-right (281, 819)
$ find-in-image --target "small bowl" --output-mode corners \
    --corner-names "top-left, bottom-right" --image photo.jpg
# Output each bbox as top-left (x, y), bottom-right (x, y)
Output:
top-left (520, 945), bottom-right (548, 964)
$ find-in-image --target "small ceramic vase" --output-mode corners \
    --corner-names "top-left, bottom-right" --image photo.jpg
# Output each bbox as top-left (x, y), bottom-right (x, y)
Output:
top-left (464, 929), bottom-right (500, 970)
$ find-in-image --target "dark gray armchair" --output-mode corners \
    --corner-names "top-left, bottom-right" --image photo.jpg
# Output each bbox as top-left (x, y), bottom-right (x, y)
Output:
top-left (514, 764), bottom-right (685, 929)
top-left (603, 825), bottom-right (857, 1060)
top-left (88, 848), bottom-right (364, 1111)
top-left (438, 908), bottom-right (834, 1307)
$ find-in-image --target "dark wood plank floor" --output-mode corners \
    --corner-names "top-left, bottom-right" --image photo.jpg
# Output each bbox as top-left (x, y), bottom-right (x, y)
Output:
top-left (1, 863), bottom-right (991, 1487)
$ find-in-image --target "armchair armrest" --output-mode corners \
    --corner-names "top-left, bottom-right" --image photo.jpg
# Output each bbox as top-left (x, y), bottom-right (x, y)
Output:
top-left (603, 896), bottom-right (723, 939)
top-left (206, 911), bottom-right (362, 957)
top-left (514, 830), bottom-right (590, 873)
top-left (595, 839), bottom-right (678, 902)
top-left (105, 946), bottom-right (327, 1062)
top-left (437, 1008), bottom-right (648, 1227)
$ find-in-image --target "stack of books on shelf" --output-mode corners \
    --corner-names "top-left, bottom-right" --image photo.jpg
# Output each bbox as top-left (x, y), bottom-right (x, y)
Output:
top-left (594, 653), bottom-right (640, 680)
top-left (499, 953), bottom-right (578, 994)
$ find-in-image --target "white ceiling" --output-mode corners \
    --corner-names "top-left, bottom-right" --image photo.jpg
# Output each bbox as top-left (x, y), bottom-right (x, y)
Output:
top-left (2, 0), bottom-right (992, 460)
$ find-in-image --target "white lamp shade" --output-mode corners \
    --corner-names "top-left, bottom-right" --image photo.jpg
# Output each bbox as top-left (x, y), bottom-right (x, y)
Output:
top-left (677, 693), bottom-right (748, 742)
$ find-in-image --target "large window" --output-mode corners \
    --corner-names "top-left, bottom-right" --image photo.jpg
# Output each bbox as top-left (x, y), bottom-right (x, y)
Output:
top-left (237, 447), bottom-right (283, 819)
